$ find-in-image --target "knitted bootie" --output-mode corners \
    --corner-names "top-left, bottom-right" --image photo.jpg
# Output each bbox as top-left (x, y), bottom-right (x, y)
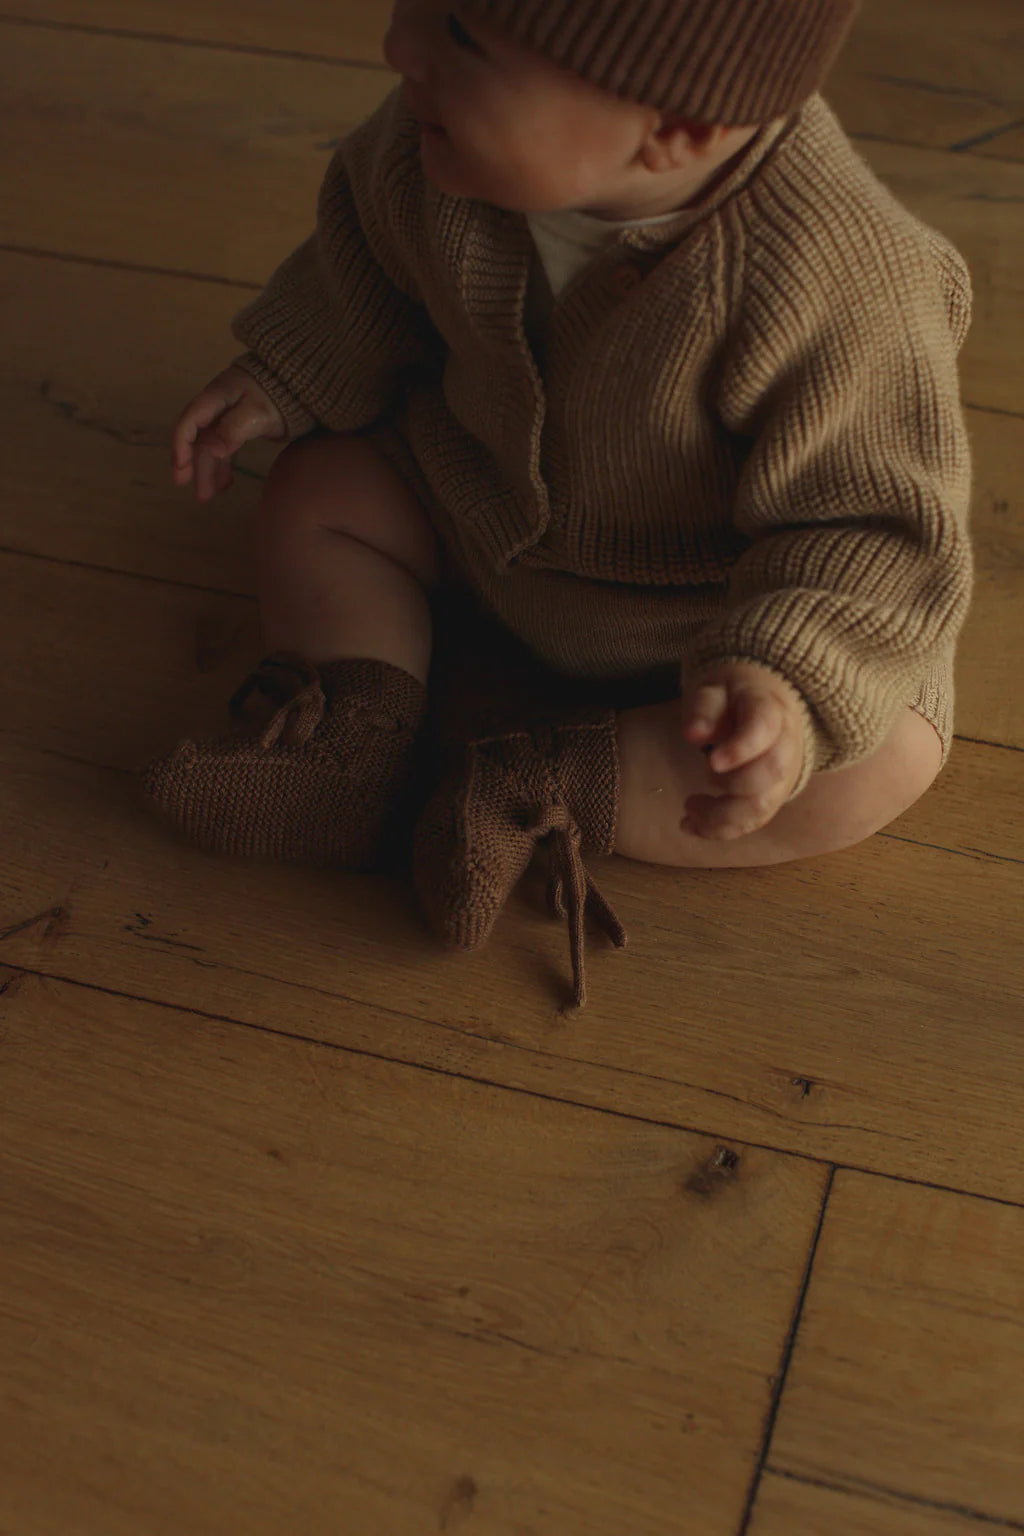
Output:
top-left (141, 652), bottom-right (427, 869)
top-left (412, 710), bottom-right (627, 1008)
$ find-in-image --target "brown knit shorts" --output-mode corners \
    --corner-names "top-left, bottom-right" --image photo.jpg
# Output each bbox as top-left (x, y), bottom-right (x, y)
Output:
top-left (362, 422), bottom-right (954, 766)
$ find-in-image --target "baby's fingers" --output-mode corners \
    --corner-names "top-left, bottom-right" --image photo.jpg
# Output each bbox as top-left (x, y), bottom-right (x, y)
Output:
top-left (172, 386), bottom-right (239, 482)
top-left (193, 437), bottom-right (235, 503)
top-left (682, 683), bottom-right (729, 746)
top-left (172, 428), bottom-right (204, 487)
top-left (711, 746), bottom-right (789, 803)
top-left (190, 397), bottom-right (278, 502)
top-left (683, 789), bottom-right (780, 841)
top-left (684, 731), bottom-right (804, 840)
top-left (706, 689), bottom-right (783, 774)
top-left (202, 396), bottom-right (277, 461)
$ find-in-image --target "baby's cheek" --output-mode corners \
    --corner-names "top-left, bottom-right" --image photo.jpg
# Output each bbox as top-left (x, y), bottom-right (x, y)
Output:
top-left (501, 108), bottom-right (606, 208)
top-left (545, 144), bottom-right (616, 208)
top-left (490, 143), bottom-right (578, 209)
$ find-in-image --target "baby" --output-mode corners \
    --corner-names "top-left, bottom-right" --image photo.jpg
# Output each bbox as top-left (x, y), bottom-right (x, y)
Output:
top-left (143, 0), bottom-right (973, 1005)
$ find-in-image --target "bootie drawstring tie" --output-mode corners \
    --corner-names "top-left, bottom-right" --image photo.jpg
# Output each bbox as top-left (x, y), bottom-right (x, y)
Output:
top-left (228, 652), bottom-right (326, 751)
top-left (539, 804), bottom-right (628, 1010)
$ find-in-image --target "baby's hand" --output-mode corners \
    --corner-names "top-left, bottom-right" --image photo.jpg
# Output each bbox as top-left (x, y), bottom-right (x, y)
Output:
top-left (171, 365), bottom-right (286, 502)
top-left (680, 661), bottom-right (807, 839)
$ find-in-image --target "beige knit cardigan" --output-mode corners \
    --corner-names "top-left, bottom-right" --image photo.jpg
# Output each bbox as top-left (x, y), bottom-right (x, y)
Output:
top-left (234, 88), bottom-right (973, 788)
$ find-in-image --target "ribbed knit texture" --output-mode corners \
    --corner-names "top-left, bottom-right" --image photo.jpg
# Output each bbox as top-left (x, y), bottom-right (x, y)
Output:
top-left (233, 89), bottom-right (973, 785)
top-left (461, 0), bottom-right (860, 123)
top-left (412, 713), bottom-right (625, 1008)
top-left (140, 654), bottom-right (427, 870)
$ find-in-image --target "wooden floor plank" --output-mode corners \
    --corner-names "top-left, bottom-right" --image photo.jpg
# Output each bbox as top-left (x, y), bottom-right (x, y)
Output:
top-left (4, 6), bottom-right (1021, 1526)
top-left (0, 251), bottom-right (268, 596)
top-left (1, 2), bottom-right (394, 65)
top-left (831, 0), bottom-right (1024, 161)
top-left (955, 404), bottom-right (1024, 753)
top-left (970, 124), bottom-right (1024, 162)
top-left (1, 27), bottom-right (1022, 415)
top-left (10, 0), bottom-right (1023, 163)
top-left (0, 969), bottom-right (827, 1536)
top-left (749, 1471), bottom-right (1014, 1536)
top-left (861, 140), bottom-right (1024, 418)
top-left (766, 1172), bottom-right (1024, 1525)
top-left (888, 739), bottom-right (1024, 865)
top-left (0, 24), bottom-right (392, 287)
top-left (1, 715), bottom-right (1022, 1202)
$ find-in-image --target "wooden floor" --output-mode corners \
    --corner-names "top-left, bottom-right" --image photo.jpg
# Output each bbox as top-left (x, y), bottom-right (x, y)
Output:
top-left (2, 3), bottom-right (1023, 1531)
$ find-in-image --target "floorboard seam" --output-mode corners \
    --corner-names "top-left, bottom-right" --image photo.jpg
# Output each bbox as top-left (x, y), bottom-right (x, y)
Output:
top-left (963, 401), bottom-right (1024, 421)
top-left (0, 242), bottom-right (263, 291)
top-left (0, 12), bottom-right (393, 71)
top-left (6, 16), bottom-right (1024, 176)
top-left (848, 128), bottom-right (1024, 168)
top-left (864, 71), bottom-right (1007, 106)
top-left (3, 960), bottom-right (1024, 1211)
top-left (879, 831), bottom-right (1024, 866)
top-left (763, 1466), bottom-right (1024, 1531)
top-left (951, 117), bottom-right (1024, 153)
top-left (0, 543), bottom-right (255, 598)
top-left (955, 733), bottom-right (1024, 753)
top-left (737, 1167), bottom-right (836, 1535)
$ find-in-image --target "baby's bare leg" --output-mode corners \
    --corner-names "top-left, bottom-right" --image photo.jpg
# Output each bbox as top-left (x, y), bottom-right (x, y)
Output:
top-left (255, 433), bottom-right (441, 681)
top-left (141, 433), bottom-right (440, 868)
top-left (615, 701), bottom-right (942, 868)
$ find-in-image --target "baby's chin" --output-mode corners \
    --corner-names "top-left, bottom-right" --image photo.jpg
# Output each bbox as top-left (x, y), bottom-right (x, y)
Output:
top-left (417, 131), bottom-right (565, 211)
top-left (417, 127), bottom-right (473, 196)
top-left (419, 148), bottom-right (510, 206)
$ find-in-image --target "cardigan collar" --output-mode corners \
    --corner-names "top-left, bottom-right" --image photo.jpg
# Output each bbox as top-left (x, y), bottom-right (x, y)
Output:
top-left (616, 98), bottom-right (808, 253)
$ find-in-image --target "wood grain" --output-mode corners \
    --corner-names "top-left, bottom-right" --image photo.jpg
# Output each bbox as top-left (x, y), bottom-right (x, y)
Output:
top-left (1, 27), bottom-right (1022, 415)
top-left (10, 1), bottom-right (1023, 163)
top-left (0, 23), bottom-right (393, 286)
top-left (749, 1471), bottom-right (1009, 1536)
top-left (1, 717), bottom-right (1022, 1203)
top-left (831, 0), bottom-right (1024, 161)
top-left (2, 1), bottom-right (395, 65)
top-left (0, 969), bottom-right (826, 1536)
top-left (768, 1172), bottom-right (1024, 1525)
top-left (4, 4), bottom-right (1024, 1529)
top-left (861, 141), bottom-right (1024, 417)
top-left (0, 250), bottom-right (269, 596)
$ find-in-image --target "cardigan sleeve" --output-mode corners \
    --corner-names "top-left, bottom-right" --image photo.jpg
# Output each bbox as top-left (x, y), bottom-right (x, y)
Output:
top-left (692, 195), bottom-right (973, 791)
top-left (231, 91), bottom-right (437, 439)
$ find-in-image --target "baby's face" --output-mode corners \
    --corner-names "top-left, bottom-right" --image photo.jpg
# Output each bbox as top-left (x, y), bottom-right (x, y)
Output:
top-left (383, 1), bottom-right (663, 212)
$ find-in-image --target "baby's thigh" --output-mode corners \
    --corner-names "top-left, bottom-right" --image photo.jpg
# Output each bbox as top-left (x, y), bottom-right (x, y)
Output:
top-left (777, 707), bottom-right (943, 858)
top-left (616, 701), bottom-right (942, 868)
top-left (257, 431), bottom-right (442, 589)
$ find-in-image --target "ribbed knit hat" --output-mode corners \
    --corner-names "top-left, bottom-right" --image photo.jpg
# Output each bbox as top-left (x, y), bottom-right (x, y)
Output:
top-left (459, 0), bottom-right (861, 124)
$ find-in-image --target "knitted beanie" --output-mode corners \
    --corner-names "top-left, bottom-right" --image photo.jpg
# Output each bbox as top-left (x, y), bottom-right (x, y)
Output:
top-left (458, 0), bottom-right (861, 124)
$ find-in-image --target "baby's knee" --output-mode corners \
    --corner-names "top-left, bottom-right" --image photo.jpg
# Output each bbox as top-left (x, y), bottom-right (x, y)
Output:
top-left (258, 432), bottom-right (441, 587)
top-left (797, 707), bottom-right (943, 855)
top-left (882, 708), bottom-right (944, 818)
top-left (263, 431), bottom-right (375, 506)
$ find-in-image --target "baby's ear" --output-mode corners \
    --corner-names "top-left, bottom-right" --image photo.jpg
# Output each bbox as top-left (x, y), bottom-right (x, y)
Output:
top-left (640, 115), bottom-right (726, 172)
